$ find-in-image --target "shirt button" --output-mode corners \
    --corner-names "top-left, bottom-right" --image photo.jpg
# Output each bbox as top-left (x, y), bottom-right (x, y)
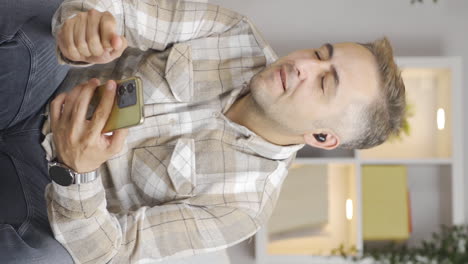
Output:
top-left (169, 119), bottom-right (176, 125)
top-left (212, 112), bottom-right (219, 117)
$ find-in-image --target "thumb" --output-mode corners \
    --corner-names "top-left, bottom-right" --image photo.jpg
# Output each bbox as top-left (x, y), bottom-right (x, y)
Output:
top-left (111, 34), bottom-right (123, 50)
top-left (110, 36), bottom-right (128, 58)
top-left (99, 12), bottom-right (117, 49)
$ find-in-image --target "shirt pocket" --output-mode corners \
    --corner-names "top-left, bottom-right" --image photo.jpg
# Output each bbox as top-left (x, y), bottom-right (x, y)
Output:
top-left (165, 43), bottom-right (194, 102)
top-left (137, 43), bottom-right (194, 104)
top-left (131, 138), bottom-right (197, 205)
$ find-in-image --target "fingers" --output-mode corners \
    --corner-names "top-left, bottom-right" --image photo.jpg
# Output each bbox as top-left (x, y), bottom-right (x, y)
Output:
top-left (99, 12), bottom-right (117, 50)
top-left (86, 9), bottom-right (104, 57)
top-left (58, 10), bottom-right (122, 63)
top-left (74, 13), bottom-right (92, 58)
top-left (50, 93), bottom-right (67, 132)
top-left (71, 79), bottom-right (101, 123)
top-left (62, 82), bottom-right (86, 121)
top-left (90, 80), bottom-right (116, 135)
top-left (61, 19), bottom-right (81, 61)
top-left (107, 128), bottom-right (129, 154)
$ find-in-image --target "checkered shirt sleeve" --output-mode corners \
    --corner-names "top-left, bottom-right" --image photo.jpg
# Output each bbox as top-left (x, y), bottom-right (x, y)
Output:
top-left (51, 0), bottom-right (243, 60)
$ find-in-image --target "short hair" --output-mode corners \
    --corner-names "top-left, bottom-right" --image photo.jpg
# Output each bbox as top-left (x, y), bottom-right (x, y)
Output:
top-left (340, 37), bottom-right (406, 149)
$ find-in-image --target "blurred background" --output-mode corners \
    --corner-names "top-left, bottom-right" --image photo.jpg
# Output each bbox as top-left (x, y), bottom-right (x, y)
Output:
top-left (174, 0), bottom-right (467, 263)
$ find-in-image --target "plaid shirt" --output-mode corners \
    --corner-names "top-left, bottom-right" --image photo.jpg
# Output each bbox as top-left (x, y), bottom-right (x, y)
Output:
top-left (42, 0), bottom-right (302, 263)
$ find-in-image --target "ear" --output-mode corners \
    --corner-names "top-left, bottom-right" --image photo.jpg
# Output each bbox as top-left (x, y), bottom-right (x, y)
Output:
top-left (303, 132), bottom-right (340, 150)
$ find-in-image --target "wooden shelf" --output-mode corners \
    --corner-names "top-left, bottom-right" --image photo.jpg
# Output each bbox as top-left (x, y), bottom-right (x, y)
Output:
top-left (294, 158), bottom-right (356, 165)
top-left (359, 158), bottom-right (452, 165)
top-left (295, 158), bottom-right (453, 165)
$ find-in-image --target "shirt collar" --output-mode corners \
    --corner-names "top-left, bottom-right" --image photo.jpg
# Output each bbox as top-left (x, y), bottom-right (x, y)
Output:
top-left (219, 114), bottom-right (304, 160)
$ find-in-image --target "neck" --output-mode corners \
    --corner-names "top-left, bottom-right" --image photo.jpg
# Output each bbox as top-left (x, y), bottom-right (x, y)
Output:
top-left (225, 94), bottom-right (304, 146)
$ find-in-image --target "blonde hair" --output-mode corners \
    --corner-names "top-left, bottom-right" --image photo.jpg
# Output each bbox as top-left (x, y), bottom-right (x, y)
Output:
top-left (340, 37), bottom-right (406, 149)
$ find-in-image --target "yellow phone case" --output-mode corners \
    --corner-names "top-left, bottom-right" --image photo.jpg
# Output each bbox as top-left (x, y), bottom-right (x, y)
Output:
top-left (87, 76), bottom-right (144, 133)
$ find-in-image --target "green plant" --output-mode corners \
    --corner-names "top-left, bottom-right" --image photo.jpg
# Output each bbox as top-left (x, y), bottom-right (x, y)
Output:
top-left (331, 244), bottom-right (358, 258)
top-left (332, 225), bottom-right (468, 264)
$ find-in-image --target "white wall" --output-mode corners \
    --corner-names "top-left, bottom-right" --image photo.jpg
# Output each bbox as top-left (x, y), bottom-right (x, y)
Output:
top-left (207, 0), bottom-right (468, 263)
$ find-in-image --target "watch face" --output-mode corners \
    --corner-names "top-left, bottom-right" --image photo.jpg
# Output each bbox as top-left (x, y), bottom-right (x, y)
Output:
top-left (49, 166), bottom-right (74, 186)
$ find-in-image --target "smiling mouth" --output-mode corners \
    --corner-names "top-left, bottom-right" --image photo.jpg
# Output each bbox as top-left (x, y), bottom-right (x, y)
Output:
top-left (280, 68), bottom-right (287, 91)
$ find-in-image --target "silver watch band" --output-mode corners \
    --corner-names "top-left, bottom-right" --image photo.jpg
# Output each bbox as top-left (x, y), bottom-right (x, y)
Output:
top-left (73, 170), bottom-right (98, 184)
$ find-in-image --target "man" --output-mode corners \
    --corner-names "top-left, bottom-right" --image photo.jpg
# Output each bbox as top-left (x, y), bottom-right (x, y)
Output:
top-left (42, 0), bottom-right (406, 263)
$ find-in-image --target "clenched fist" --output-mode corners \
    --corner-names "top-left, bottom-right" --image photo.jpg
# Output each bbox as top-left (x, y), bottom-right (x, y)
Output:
top-left (57, 9), bottom-right (128, 64)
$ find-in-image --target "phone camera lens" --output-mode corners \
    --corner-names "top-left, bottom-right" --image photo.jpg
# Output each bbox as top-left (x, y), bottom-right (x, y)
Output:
top-left (118, 85), bottom-right (126, 96)
top-left (127, 83), bottom-right (135, 93)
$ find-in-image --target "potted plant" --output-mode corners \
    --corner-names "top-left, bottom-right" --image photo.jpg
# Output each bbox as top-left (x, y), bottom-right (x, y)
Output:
top-left (332, 225), bottom-right (468, 264)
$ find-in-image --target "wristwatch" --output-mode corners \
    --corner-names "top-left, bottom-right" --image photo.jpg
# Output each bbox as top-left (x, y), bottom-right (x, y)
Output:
top-left (48, 160), bottom-right (98, 186)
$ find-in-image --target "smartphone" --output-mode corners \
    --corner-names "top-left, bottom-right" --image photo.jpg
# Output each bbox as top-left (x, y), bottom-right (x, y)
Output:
top-left (86, 76), bottom-right (144, 133)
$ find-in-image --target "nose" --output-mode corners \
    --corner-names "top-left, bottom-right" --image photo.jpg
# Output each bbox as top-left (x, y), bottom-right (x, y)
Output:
top-left (295, 58), bottom-right (332, 81)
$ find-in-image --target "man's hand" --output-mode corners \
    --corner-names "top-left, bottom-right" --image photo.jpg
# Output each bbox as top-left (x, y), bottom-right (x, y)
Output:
top-left (50, 79), bottom-right (129, 173)
top-left (57, 9), bottom-right (128, 64)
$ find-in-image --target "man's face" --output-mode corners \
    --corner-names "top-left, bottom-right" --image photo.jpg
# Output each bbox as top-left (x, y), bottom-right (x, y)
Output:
top-left (249, 42), bottom-right (380, 138)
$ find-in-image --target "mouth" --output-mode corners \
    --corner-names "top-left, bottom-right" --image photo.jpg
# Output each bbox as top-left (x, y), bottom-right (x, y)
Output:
top-left (280, 68), bottom-right (287, 91)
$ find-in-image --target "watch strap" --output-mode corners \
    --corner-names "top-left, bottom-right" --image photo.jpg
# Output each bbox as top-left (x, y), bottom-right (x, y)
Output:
top-left (74, 170), bottom-right (98, 184)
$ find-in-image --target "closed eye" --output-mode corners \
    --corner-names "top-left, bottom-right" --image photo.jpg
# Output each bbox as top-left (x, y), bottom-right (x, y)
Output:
top-left (315, 51), bottom-right (322, 60)
top-left (315, 51), bottom-right (325, 93)
top-left (321, 76), bottom-right (325, 94)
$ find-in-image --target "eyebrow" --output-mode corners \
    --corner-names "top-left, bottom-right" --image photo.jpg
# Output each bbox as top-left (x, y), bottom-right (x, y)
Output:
top-left (325, 43), bottom-right (340, 87)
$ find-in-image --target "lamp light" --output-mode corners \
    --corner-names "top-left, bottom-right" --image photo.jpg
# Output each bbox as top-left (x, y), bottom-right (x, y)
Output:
top-left (437, 108), bottom-right (445, 130)
top-left (346, 199), bottom-right (353, 220)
